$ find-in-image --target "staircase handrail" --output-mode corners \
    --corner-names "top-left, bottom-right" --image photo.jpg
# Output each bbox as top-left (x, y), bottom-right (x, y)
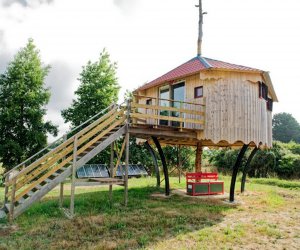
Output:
top-left (4, 102), bottom-right (117, 178)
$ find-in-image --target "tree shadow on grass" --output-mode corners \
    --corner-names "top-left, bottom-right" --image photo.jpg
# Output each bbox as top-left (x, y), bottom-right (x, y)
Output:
top-left (0, 186), bottom-right (234, 250)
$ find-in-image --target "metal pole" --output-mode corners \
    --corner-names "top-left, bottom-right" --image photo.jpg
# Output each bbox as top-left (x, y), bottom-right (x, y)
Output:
top-left (229, 144), bottom-right (248, 202)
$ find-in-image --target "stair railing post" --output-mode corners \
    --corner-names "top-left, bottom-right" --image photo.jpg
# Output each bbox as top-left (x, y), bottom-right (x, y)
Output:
top-left (109, 142), bottom-right (114, 202)
top-left (179, 101), bottom-right (183, 131)
top-left (124, 98), bottom-right (130, 206)
top-left (9, 178), bottom-right (17, 222)
top-left (70, 135), bottom-right (78, 217)
top-left (59, 134), bottom-right (67, 208)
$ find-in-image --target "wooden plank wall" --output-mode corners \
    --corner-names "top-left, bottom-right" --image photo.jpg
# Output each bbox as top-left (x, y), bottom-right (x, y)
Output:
top-left (200, 70), bottom-right (272, 147)
top-left (137, 70), bottom-right (273, 147)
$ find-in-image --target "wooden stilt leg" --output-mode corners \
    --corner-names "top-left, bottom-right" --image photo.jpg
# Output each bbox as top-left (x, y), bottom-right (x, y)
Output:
top-left (109, 142), bottom-right (114, 202)
top-left (59, 182), bottom-right (64, 208)
top-left (124, 131), bottom-right (129, 206)
top-left (195, 142), bottom-right (203, 173)
top-left (70, 136), bottom-right (78, 217)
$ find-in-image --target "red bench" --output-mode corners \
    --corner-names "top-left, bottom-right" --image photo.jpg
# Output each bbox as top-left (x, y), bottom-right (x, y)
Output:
top-left (186, 172), bottom-right (224, 196)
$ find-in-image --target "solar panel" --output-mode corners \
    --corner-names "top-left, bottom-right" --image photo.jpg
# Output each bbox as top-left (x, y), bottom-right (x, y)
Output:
top-left (77, 164), bottom-right (148, 179)
top-left (76, 164), bottom-right (109, 178)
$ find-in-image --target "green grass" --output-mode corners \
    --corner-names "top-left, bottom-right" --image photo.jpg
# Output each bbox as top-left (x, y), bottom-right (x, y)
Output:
top-left (251, 178), bottom-right (300, 189)
top-left (0, 176), bottom-right (299, 250)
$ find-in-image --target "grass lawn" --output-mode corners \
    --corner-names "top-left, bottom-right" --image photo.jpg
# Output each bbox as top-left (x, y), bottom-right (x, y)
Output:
top-left (0, 176), bottom-right (299, 250)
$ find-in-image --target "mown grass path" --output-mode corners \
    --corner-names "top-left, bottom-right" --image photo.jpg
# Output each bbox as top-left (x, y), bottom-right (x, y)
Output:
top-left (0, 177), bottom-right (299, 249)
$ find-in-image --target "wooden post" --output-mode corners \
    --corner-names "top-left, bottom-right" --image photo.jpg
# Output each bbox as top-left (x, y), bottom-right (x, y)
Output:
top-left (195, 142), bottom-right (203, 172)
top-left (179, 102), bottom-right (183, 131)
top-left (59, 134), bottom-right (67, 208)
top-left (70, 136), bottom-right (78, 217)
top-left (9, 179), bottom-right (16, 223)
top-left (124, 131), bottom-right (129, 206)
top-left (59, 183), bottom-right (64, 208)
top-left (109, 142), bottom-right (114, 202)
top-left (124, 98), bottom-right (130, 206)
top-left (178, 145), bottom-right (182, 183)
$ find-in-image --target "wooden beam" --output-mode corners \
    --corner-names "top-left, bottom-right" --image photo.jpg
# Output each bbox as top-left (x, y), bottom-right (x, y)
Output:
top-left (109, 142), bottom-right (114, 202)
top-left (130, 113), bottom-right (205, 125)
top-left (113, 139), bottom-right (126, 177)
top-left (195, 142), bottom-right (203, 172)
top-left (124, 131), bottom-right (129, 206)
top-left (131, 103), bottom-right (205, 116)
top-left (70, 136), bottom-right (78, 217)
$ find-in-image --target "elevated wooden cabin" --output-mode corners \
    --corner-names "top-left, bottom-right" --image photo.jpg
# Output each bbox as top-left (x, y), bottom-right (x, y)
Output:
top-left (133, 56), bottom-right (278, 149)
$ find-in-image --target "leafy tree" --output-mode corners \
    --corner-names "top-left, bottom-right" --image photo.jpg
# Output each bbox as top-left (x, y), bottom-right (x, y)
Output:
top-left (0, 39), bottom-right (58, 170)
top-left (273, 112), bottom-right (300, 143)
top-left (61, 49), bottom-right (120, 164)
top-left (62, 49), bottom-right (120, 127)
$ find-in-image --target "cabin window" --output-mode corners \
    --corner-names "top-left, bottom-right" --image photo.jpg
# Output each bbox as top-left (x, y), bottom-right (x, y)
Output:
top-left (267, 98), bottom-right (273, 111)
top-left (146, 99), bottom-right (152, 105)
top-left (194, 86), bottom-right (203, 98)
top-left (259, 82), bottom-right (268, 100)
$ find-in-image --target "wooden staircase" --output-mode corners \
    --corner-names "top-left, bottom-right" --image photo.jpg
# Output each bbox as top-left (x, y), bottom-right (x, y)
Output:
top-left (1, 103), bottom-right (127, 220)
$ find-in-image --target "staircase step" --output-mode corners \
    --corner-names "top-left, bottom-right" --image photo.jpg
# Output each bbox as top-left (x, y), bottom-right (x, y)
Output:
top-left (45, 178), bottom-right (52, 183)
top-left (35, 184), bottom-right (43, 190)
top-left (18, 197), bottom-right (26, 204)
top-left (52, 172), bottom-right (60, 177)
top-left (27, 191), bottom-right (35, 197)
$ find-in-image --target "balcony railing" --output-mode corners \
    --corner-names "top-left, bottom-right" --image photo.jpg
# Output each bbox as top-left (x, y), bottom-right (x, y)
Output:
top-left (130, 95), bottom-right (205, 130)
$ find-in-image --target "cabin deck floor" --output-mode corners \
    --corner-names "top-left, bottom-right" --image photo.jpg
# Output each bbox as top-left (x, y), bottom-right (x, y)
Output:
top-left (129, 124), bottom-right (256, 148)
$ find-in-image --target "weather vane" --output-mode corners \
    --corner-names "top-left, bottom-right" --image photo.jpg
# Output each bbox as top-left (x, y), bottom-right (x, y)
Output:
top-left (195, 0), bottom-right (207, 56)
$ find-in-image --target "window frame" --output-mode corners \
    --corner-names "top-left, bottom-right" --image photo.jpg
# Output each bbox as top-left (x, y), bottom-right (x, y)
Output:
top-left (194, 86), bottom-right (203, 99)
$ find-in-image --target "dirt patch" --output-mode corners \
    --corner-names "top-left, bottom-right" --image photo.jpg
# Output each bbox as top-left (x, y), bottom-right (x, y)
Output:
top-left (0, 225), bottom-right (18, 237)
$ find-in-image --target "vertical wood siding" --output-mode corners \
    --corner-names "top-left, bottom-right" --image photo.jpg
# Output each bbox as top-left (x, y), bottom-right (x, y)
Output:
top-left (138, 70), bottom-right (273, 147)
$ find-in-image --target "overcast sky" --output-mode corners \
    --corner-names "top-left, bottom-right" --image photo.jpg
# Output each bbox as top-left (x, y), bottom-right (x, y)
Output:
top-left (1, 0), bottom-right (300, 141)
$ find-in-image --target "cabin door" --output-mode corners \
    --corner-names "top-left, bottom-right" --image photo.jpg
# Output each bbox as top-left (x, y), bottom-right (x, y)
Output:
top-left (171, 82), bottom-right (185, 127)
top-left (159, 86), bottom-right (170, 126)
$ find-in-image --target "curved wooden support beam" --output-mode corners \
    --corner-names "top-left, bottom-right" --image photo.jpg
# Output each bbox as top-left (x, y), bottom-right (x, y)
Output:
top-left (152, 137), bottom-right (170, 196)
top-left (229, 144), bottom-right (249, 202)
top-left (145, 141), bottom-right (160, 187)
top-left (241, 147), bottom-right (259, 193)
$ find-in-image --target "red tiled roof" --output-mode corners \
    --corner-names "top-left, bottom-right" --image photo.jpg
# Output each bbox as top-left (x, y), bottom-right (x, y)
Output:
top-left (137, 56), bottom-right (262, 91)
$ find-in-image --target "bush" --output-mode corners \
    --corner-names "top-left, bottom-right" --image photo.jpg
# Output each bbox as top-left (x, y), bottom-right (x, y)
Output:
top-left (206, 141), bottom-right (300, 179)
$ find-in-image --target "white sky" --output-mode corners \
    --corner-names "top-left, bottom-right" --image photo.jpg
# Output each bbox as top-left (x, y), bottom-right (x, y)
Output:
top-left (0, 0), bottom-right (300, 141)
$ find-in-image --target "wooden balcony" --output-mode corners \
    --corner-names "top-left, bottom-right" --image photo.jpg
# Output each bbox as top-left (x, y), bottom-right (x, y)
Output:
top-left (128, 95), bottom-right (206, 146)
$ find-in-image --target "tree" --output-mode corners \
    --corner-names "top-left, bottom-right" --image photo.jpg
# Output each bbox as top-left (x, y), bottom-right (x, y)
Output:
top-left (61, 49), bottom-right (120, 127)
top-left (0, 39), bottom-right (58, 170)
top-left (61, 49), bottom-right (120, 165)
top-left (273, 113), bottom-right (300, 143)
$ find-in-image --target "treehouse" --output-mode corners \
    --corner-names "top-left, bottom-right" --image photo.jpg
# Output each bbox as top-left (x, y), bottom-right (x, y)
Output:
top-left (132, 55), bottom-right (278, 149)
top-left (1, 0), bottom-right (278, 221)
